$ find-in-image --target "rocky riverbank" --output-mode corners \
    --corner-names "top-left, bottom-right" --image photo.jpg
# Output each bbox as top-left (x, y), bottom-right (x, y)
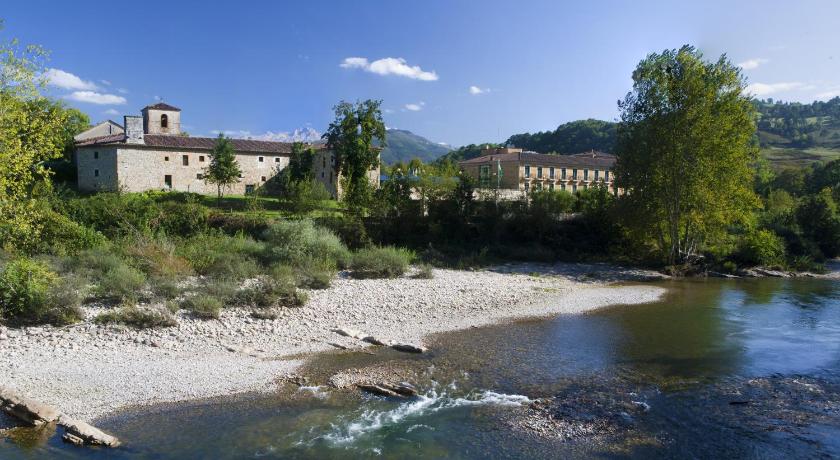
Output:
top-left (0, 263), bottom-right (666, 422)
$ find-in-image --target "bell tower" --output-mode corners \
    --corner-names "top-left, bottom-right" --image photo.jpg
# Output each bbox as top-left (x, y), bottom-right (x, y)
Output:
top-left (141, 102), bottom-right (181, 135)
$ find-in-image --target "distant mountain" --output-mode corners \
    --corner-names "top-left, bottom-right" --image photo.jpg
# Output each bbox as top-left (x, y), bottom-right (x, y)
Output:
top-left (505, 119), bottom-right (617, 154)
top-left (380, 129), bottom-right (450, 164)
top-left (754, 97), bottom-right (840, 168)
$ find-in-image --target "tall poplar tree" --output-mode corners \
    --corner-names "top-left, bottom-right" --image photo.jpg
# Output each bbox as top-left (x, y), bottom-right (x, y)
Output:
top-left (614, 45), bottom-right (760, 265)
top-left (205, 134), bottom-right (241, 199)
top-left (322, 99), bottom-right (385, 213)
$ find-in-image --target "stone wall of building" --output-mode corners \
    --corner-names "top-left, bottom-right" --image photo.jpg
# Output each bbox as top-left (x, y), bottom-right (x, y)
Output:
top-left (142, 108), bottom-right (181, 135)
top-left (113, 148), bottom-right (290, 194)
top-left (77, 146), bottom-right (120, 192)
top-left (312, 149), bottom-right (380, 199)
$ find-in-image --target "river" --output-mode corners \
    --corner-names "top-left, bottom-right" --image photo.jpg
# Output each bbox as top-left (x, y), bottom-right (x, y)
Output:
top-left (2, 277), bottom-right (839, 458)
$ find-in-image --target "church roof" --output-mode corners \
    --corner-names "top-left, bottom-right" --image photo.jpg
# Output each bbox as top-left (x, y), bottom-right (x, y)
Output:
top-left (75, 133), bottom-right (323, 154)
top-left (143, 102), bottom-right (181, 111)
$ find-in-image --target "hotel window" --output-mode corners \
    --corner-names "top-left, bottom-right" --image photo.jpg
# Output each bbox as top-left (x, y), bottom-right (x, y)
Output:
top-left (549, 167), bottom-right (555, 179)
top-left (524, 182), bottom-right (530, 192)
top-left (94, 169), bottom-right (99, 177)
top-left (572, 169), bottom-right (578, 180)
top-left (199, 155), bottom-right (205, 162)
top-left (93, 151), bottom-right (99, 159)
top-left (549, 183), bottom-right (555, 191)
top-left (605, 170), bottom-right (610, 181)
top-left (258, 157), bottom-right (264, 163)
top-left (561, 168), bottom-right (567, 180)
top-left (572, 184), bottom-right (578, 193)
top-left (594, 170), bottom-right (600, 181)
top-left (537, 166), bottom-right (543, 179)
top-left (524, 165), bottom-right (531, 178)
top-left (182, 155), bottom-right (189, 166)
top-left (561, 183), bottom-right (566, 191)
top-left (536, 182), bottom-right (543, 191)
top-left (584, 169), bottom-right (589, 181)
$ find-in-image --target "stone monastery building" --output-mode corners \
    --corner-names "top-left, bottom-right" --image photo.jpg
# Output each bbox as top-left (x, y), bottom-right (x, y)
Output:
top-left (74, 103), bottom-right (377, 197)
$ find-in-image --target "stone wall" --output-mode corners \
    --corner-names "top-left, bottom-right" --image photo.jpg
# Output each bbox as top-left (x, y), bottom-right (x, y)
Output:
top-left (114, 148), bottom-right (290, 195)
top-left (311, 150), bottom-right (381, 199)
top-left (76, 146), bottom-right (119, 192)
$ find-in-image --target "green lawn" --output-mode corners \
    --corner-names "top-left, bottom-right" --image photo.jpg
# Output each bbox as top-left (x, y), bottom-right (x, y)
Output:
top-left (152, 192), bottom-right (345, 219)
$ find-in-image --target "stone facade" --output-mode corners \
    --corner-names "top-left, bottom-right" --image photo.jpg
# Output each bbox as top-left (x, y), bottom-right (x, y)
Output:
top-left (312, 149), bottom-right (381, 199)
top-left (73, 120), bottom-right (124, 141)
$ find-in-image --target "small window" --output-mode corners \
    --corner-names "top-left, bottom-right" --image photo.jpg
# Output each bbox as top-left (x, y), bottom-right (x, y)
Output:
top-left (321, 171), bottom-right (325, 178)
top-left (94, 169), bottom-right (99, 177)
top-left (164, 175), bottom-right (172, 189)
top-left (274, 157), bottom-right (280, 163)
top-left (561, 183), bottom-right (566, 191)
top-left (524, 182), bottom-right (530, 191)
top-left (537, 166), bottom-right (543, 179)
top-left (549, 183), bottom-right (555, 191)
top-left (549, 167), bottom-right (555, 179)
top-left (258, 157), bottom-right (264, 162)
top-left (245, 184), bottom-right (255, 195)
top-left (573, 169), bottom-right (578, 180)
top-left (524, 165), bottom-right (531, 178)
top-left (182, 155), bottom-right (189, 166)
top-left (261, 176), bottom-right (266, 182)
top-left (196, 173), bottom-right (203, 179)
top-left (93, 151), bottom-right (99, 159)
top-left (199, 156), bottom-right (205, 162)
top-left (165, 156), bottom-right (170, 161)
top-left (561, 168), bottom-right (567, 180)
top-left (584, 169), bottom-right (589, 180)
top-left (572, 184), bottom-right (578, 193)
top-left (161, 114), bottom-right (168, 128)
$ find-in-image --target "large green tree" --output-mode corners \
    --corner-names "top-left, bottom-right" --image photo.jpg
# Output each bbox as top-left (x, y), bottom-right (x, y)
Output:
top-left (1, 23), bottom-right (78, 249)
top-left (322, 99), bottom-right (386, 212)
top-left (204, 134), bottom-right (241, 199)
top-left (614, 45), bottom-right (760, 265)
top-left (287, 141), bottom-right (315, 182)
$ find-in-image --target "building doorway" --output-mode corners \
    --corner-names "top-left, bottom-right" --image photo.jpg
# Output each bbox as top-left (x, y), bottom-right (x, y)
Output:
top-left (164, 175), bottom-right (172, 189)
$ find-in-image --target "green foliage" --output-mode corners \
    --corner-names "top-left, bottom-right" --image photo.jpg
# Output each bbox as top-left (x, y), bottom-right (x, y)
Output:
top-left (735, 229), bottom-right (786, 267)
top-left (350, 246), bottom-right (413, 279)
top-left (176, 233), bottom-right (263, 280)
top-left (323, 99), bottom-right (386, 212)
top-left (506, 119), bottom-right (617, 154)
top-left (205, 134), bottom-right (242, 198)
top-left (412, 263), bottom-right (434, 279)
top-left (614, 45), bottom-right (760, 265)
top-left (754, 97), bottom-right (840, 149)
top-left (0, 258), bottom-right (82, 326)
top-left (94, 263), bottom-right (147, 303)
top-left (262, 219), bottom-right (350, 269)
top-left (282, 180), bottom-right (332, 214)
top-left (180, 294), bottom-right (223, 319)
top-left (233, 275), bottom-right (306, 308)
top-left (35, 208), bottom-right (106, 255)
top-left (158, 200), bottom-right (209, 236)
top-left (795, 188), bottom-right (840, 258)
top-left (207, 212), bottom-right (271, 238)
top-left (316, 216), bottom-right (372, 249)
top-left (288, 142), bottom-right (316, 182)
top-left (95, 306), bottom-right (177, 328)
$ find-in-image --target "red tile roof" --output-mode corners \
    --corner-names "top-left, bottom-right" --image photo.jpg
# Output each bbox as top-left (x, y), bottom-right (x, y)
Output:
top-left (75, 134), bottom-right (325, 154)
top-left (459, 151), bottom-right (616, 168)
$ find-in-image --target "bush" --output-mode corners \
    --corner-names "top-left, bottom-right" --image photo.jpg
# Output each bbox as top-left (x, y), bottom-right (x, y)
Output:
top-left (412, 263), bottom-right (434, 279)
top-left (180, 294), bottom-right (223, 319)
top-left (157, 201), bottom-right (209, 237)
top-left (64, 192), bottom-right (162, 237)
top-left (95, 306), bottom-right (177, 328)
top-left (316, 216), bottom-right (371, 250)
top-left (36, 209), bottom-right (106, 256)
top-left (262, 219), bottom-right (351, 269)
top-left (296, 263), bottom-right (334, 289)
top-left (233, 275), bottom-right (306, 308)
top-left (0, 259), bottom-right (83, 326)
top-left (125, 237), bottom-right (193, 279)
top-left (207, 213), bottom-right (271, 238)
top-left (349, 246), bottom-right (413, 279)
top-left (282, 180), bottom-right (332, 214)
top-left (736, 229), bottom-right (786, 267)
top-left (177, 233), bottom-right (264, 280)
top-left (95, 263), bottom-right (147, 302)
top-left (151, 279), bottom-right (182, 300)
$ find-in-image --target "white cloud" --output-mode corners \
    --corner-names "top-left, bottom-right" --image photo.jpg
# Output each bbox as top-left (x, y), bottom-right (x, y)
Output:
top-left (100, 79), bottom-right (111, 86)
top-left (211, 128), bottom-right (321, 142)
top-left (404, 102), bottom-right (425, 111)
top-left (469, 85), bottom-right (489, 95)
top-left (737, 58), bottom-right (769, 70)
top-left (44, 68), bottom-right (98, 90)
top-left (745, 82), bottom-right (805, 96)
top-left (103, 108), bottom-right (120, 116)
top-left (65, 91), bottom-right (127, 105)
top-left (340, 57), bottom-right (438, 81)
top-left (117, 88), bottom-right (129, 94)
top-left (816, 89), bottom-right (840, 100)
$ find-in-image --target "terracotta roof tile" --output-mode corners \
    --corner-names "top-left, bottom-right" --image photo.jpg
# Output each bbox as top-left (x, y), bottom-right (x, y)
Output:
top-left (75, 133), bottom-right (325, 154)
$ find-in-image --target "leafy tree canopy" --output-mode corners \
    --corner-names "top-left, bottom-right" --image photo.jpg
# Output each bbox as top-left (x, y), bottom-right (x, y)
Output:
top-left (204, 134), bottom-right (241, 199)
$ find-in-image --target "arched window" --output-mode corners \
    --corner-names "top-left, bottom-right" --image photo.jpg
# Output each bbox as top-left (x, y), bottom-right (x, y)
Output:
top-left (161, 114), bottom-right (169, 128)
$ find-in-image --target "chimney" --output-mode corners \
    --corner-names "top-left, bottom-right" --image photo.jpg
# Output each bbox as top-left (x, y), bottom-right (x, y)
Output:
top-left (124, 115), bottom-right (144, 144)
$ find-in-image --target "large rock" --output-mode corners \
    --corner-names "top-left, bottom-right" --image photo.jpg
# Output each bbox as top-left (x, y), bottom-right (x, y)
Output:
top-left (390, 343), bottom-right (427, 354)
top-left (59, 415), bottom-right (121, 447)
top-left (357, 382), bottom-right (418, 398)
top-left (0, 386), bottom-right (61, 426)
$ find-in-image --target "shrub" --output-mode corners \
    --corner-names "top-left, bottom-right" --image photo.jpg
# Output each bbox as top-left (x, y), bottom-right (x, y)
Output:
top-left (151, 279), bottom-right (182, 300)
top-left (124, 237), bottom-right (192, 279)
top-left (233, 276), bottom-right (306, 308)
top-left (316, 216), bottom-right (371, 249)
top-left (207, 213), bottom-right (271, 238)
top-left (262, 219), bottom-right (351, 269)
top-left (349, 246), bottom-right (413, 279)
top-left (251, 308), bottom-right (279, 320)
top-left (64, 192), bottom-right (162, 237)
top-left (412, 263), bottom-right (434, 279)
top-left (296, 263), bottom-right (334, 289)
top-left (157, 201), bottom-right (209, 237)
top-left (177, 233), bottom-right (265, 280)
top-left (95, 263), bottom-right (147, 302)
top-left (36, 210), bottom-right (106, 256)
top-left (282, 180), bottom-right (332, 214)
top-left (736, 229), bottom-right (786, 267)
top-left (95, 306), bottom-right (177, 328)
top-left (0, 259), bottom-right (83, 326)
top-left (180, 294), bottom-right (223, 319)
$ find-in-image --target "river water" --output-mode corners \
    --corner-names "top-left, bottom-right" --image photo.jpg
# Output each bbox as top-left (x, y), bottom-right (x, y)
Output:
top-left (2, 278), bottom-right (840, 458)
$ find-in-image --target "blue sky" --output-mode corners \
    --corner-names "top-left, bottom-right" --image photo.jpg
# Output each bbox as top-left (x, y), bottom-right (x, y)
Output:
top-left (3, 0), bottom-right (840, 147)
